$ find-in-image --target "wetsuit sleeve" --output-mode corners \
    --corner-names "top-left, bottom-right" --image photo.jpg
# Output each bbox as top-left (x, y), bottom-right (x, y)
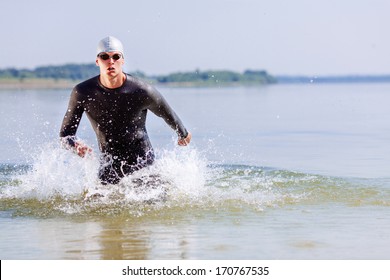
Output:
top-left (59, 87), bottom-right (84, 147)
top-left (145, 85), bottom-right (188, 138)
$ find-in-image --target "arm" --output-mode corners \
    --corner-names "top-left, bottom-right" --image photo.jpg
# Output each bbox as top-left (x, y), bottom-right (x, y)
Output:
top-left (59, 87), bottom-right (92, 157)
top-left (145, 85), bottom-right (191, 145)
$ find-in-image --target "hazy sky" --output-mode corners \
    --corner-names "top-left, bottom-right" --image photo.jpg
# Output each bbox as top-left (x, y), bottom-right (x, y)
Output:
top-left (1, 0), bottom-right (389, 76)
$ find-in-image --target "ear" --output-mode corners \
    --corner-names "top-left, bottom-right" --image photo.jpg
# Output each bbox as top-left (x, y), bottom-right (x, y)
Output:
top-left (95, 59), bottom-right (99, 66)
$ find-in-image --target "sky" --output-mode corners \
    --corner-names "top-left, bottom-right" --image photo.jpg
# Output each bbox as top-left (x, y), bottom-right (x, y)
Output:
top-left (1, 0), bottom-right (390, 76)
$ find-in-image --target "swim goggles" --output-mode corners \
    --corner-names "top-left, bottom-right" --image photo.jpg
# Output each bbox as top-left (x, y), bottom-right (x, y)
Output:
top-left (97, 53), bottom-right (123, 61)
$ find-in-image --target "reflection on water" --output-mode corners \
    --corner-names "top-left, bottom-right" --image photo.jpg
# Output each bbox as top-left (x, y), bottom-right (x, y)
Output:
top-left (1, 137), bottom-right (390, 261)
top-left (4, 201), bottom-right (390, 260)
top-left (1, 85), bottom-right (390, 259)
top-left (91, 218), bottom-right (149, 260)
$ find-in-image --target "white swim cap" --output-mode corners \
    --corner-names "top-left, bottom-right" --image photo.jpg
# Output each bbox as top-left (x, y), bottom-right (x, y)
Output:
top-left (96, 36), bottom-right (124, 56)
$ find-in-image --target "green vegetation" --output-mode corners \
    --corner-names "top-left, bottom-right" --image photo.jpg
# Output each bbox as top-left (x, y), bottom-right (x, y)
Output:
top-left (154, 69), bottom-right (276, 85)
top-left (2, 64), bottom-right (390, 88)
top-left (0, 64), bottom-right (276, 87)
top-left (0, 64), bottom-right (99, 81)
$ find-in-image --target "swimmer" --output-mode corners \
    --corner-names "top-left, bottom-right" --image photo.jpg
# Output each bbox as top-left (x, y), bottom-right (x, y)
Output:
top-left (60, 36), bottom-right (191, 184)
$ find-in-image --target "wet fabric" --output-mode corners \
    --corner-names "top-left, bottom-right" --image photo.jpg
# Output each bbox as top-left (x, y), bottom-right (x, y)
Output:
top-left (60, 74), bottom-right (188, 184)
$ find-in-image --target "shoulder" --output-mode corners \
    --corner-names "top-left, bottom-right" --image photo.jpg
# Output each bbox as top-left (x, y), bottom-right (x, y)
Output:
top-left (124, 74), bottom-right (159, 94)
top-left (73, 75), bottom-right (100, 93)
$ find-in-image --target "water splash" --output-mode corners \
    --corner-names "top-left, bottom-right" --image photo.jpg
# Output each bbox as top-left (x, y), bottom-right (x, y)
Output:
top-left (5, 142), bottom-right (98, 199)
top-left (0, 141), bottom-right (214, 216)
top-left (1, 140), bottom-right (390, 218)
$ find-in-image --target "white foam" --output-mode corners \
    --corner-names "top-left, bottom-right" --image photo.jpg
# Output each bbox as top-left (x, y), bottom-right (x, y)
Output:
top-left (1, 140), bottom-right (312, 215)
top-left (4, 141), bottom-right (211, 201)
top-left (9, 141), bottom-right (98, 199)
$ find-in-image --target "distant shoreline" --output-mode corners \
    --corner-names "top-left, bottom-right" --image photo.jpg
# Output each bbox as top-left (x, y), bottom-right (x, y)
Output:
top-left (0, 78), bottom-right (77, 90)
top-left (0, 78), bottom-right (274, 90)
top-left (276, 75), bottom-right (390, 84)
top-left (2, 75), bottom-right (390, 90)
top-left (2, 63), bottom-right (390, 89)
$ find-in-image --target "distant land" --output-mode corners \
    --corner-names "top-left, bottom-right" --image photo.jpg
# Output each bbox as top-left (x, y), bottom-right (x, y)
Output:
top-left (1, 63), bottom-right (390, 89)
top-left (276, 75), bottom-right (390, 84)
top-left (0, 64), bottom-right (275, 89)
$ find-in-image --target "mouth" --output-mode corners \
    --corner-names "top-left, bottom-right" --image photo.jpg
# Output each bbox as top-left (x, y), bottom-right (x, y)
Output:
top-left (107, 67), bottom-right (115, 71)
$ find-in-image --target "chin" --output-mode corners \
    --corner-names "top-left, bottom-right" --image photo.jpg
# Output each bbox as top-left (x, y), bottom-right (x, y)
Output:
top-left (107, 71), bottom-right (120, 76)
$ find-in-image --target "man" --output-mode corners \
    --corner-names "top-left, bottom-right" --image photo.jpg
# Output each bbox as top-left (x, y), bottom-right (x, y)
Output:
top-left (60, 36), bottom-right (191, 184)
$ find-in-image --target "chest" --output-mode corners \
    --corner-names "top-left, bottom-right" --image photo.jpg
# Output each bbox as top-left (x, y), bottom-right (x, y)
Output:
top-left (83, 91), bottom-right (146, 119)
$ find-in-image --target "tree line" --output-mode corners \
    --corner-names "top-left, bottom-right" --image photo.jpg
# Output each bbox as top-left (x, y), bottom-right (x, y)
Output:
top-left (0, 64), bottom-right (276, 84)
top-left (154, 69), bottom-right (276, 84)
top-left (0, 64), bottom-right (100, 81)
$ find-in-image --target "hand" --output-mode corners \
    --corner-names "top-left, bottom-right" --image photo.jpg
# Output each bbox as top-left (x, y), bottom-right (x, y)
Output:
top-left (75, 141), bottom-right (92, 158)
top-left (178, 132), bottom-right (192, 146)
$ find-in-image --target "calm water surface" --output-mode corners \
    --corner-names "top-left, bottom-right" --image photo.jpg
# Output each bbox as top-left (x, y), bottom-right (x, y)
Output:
top-left (1, 83), bottom-right (390, 259)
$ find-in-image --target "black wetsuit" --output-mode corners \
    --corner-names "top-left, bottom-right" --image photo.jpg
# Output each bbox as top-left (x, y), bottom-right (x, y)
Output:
top-left (60, 73), bottom-right (188, 184)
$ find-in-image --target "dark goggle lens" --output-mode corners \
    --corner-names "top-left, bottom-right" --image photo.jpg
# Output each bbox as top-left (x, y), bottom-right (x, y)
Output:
top-left (99, 54), bottom-right (110, 60)
top-left (99, 53), bottom-right (122, 60)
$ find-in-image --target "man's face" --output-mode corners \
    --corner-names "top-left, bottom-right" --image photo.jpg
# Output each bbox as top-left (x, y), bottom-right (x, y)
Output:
top-left (96, 52), bottom-right (124, 77)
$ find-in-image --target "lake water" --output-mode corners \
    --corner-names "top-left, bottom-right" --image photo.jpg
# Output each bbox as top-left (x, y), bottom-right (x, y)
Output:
top-left (1, 83), bottom-right (390, 259)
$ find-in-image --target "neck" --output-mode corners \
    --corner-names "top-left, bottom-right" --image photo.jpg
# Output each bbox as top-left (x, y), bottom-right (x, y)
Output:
top-left (99, 72), bottom-right (126, 89)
